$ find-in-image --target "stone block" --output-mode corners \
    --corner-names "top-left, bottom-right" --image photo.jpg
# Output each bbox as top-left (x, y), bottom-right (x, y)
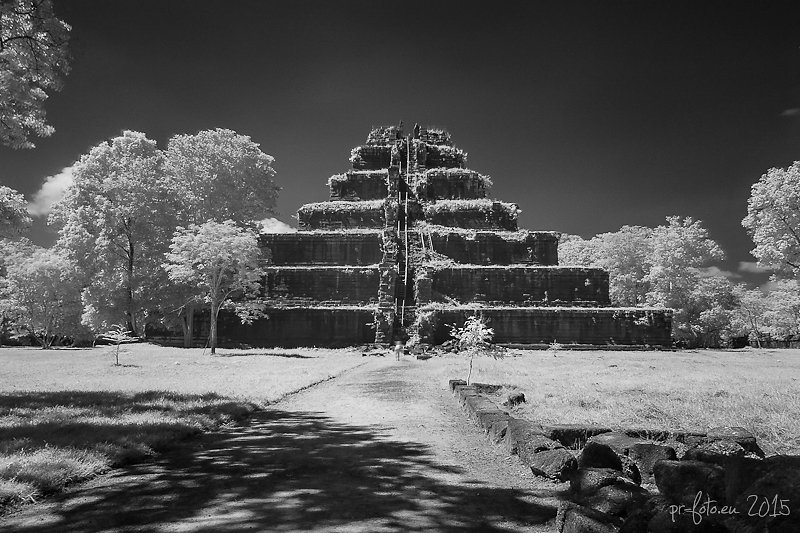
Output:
top-left (448, 379), bottom-right (467, 391)
top-left (721, 456), bottom-right (767, 505)
top-left (706, 426), bottom-right (764, 458)
top-left (503, 418), bottom-right (546, 454)
top-left (579, 441), bottom-right (624, 471)
top-left (571, 467), bottom-right (636, 494)
top-left (471, 382), bottom-right (503, 394)
top-left (463, 394), bottom-right (496, 413)
top-left (684, 441), bottom-right (748, 467)
top-left (544, 424), bottom-right (614, 448)
top-left (580, 481), bottom-right (650, 517)
top-left (630, 442), bottom-right (677, 482)
top-left (556, 502), bottom-right (623, 533)
top-left (653, 460), bottom-right (726, 507)
top-left (454, 385), bottom-right (478, 404)
top-left (588, 432), bottom-right (640, 455)
top-left (527, 448), bottom-right (578, 481)
top-left (487, 418), bottom-right (510, 443)
top-left (620, 456), bottom-right (642, 486)
top-left (733, 457), bottom-right (800, 532)
top-left (517, 433), bottom-right (565, 467)
top-left (475, 410), bottom-right (510, 434)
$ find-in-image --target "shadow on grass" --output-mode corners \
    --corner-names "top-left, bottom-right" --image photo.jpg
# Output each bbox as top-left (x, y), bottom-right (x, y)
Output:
top-left (0, 390), bottom-right (257, 510)
top-left (0, 408), bottom-right (557, 532)
top-left (214, 351), bottom-right (317, 359)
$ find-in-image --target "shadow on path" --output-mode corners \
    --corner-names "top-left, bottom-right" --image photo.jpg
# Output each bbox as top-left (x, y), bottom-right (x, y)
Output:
top-left (2, 408), bottom-right (557, 532)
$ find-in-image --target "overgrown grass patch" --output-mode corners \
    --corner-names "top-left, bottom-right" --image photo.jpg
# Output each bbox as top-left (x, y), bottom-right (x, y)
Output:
top-left (0, 390), bottom-right (258, 513)
top-left (0, 344), bottom-right (365, 514)
top-left (430, 348), bottom-right (800, 456)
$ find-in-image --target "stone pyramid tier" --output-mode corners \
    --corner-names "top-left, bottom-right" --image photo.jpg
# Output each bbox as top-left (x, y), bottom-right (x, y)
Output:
top-left (204, 124), bottom-right (672, 348)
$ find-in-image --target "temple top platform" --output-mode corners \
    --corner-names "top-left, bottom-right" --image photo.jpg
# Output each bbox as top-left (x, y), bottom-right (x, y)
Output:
top-left (297, 124), bottom-right (532, 232)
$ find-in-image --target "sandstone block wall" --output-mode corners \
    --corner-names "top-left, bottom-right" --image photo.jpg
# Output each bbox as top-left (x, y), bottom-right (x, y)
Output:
top-left (260, 232), bottom-right (382, 265)
top-left (413, 170), bottom-right (488, 200)
top-left (423, 200), bottom-right (519, 230)
top-left (263, 267), bottom-right (380, 304)
top-left (297, 201), bottom-right (385, 229)
top-left (200, 307), bottom-right (376, 348)
top-left (425, 230), bottom-right (558, 265)
top-left (422, 307), bottom-right (672, 346)
top-left (421, 143), bottom-right (467, 168)
top-left (329, 171), bottom-right (388, 200)
top-left (350, 145), bottom-right (391, 170)
top-left (427, 266), bottom-right (610, 305)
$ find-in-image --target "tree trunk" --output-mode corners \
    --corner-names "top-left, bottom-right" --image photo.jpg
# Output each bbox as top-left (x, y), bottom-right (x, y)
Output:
top-left (126, 241), bottom-right (137, 335)
top-left (210, 299), bottom-right (218, 355)
top-left (182, 302), bottom-right (195, 348)
top-left (467, 355), bottom-right (473, 385)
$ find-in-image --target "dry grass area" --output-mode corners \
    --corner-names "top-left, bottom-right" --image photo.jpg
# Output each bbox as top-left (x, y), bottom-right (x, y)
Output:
top-left (0, 343), bottom-right (365, 513)
top-left (429, 347), bottom-right (800, 456)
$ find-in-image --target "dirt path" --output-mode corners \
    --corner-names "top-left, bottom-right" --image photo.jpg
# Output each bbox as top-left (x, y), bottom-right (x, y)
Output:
top-left (0, 357), bottom-right (566, 532)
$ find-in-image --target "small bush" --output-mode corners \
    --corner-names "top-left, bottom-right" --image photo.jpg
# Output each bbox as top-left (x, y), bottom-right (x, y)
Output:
top-left (449, 314), bottom-right (501, 384)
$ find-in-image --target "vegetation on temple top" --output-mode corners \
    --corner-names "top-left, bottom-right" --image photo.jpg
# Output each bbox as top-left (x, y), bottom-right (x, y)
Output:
top-left (423, 199), bottom-right (520, 216)
top-left (299, 199), bottom-right (385, 213)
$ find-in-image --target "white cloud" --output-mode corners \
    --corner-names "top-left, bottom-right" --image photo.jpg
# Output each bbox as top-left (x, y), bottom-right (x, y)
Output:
top-left (28, 166), bottom-right (74, 216)
top-left (738, 261), bottom-right (773, 274)
top-left (258, 217), bottom-right (296, 233)
top-left (698, 266), bottom-right (741, 280)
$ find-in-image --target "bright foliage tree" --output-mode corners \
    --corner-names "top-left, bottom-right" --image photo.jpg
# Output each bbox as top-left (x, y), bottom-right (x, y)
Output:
top-left (0, 0), bottom-right (70, 148)
top-left (560, 216), bottom-right (727, 344)
top-left (162, 128), bottom-right (278, 343)
top-left (49, 131), bottom-right (173, 336)
top-left (164, 220), bottom-right (264, 354)
top-left (0, 185), bottom-right (31, 238)
top-left (165, 128), bottom-right (279, 227)
top-left (742, 162), bottom-right (800, 277)
top-left (4, 242), bottom-right (82, 348)
top-left (559, 226), bottom-right (653, 306)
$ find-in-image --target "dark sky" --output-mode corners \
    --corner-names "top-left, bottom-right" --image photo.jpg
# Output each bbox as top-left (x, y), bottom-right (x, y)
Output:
top-left (3, 1), bottom-right (800, 282)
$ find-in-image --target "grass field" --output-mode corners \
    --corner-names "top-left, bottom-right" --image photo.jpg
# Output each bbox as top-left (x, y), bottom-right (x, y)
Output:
top-left (430, 347), bottom-right (800, 456)
top-left (2, 343), bottom-right (798, 516)
top-left (0, 343), bottom-right (366, 514)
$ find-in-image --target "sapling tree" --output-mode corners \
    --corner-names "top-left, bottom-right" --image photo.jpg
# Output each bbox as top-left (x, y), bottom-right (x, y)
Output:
top-left (104, 324), bottom-right (134, 366)
top-left (164, 220), bottom-right (264, 354)
top-left (449, 314), bottom-right (499, 385)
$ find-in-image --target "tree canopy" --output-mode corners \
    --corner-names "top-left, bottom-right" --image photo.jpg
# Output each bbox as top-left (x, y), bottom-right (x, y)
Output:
top-left (47, 128), bottom-right (279, 342)
top-left (0, 185), bottom-right (31, 238)
top-left (3, 242), bottom-right (83, 348)
top-left (166, 128), bottom-right (279, 226)
top-left (164, 220), bottom-right (264, 354)
top-left (0, 0), bottom-right (70, 149)
top-left (742, 161), bottom-right (800, 277)
top-left (560, 216), bottom-right (729, 343)
top-left (49, 131), bottom-right (173, 335)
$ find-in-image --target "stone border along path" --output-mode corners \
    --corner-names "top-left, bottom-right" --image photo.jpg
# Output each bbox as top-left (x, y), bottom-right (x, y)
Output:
top-left (451, 381), bottom-right (800, 533)
top-left (0, 357), bottom-right (568, 533)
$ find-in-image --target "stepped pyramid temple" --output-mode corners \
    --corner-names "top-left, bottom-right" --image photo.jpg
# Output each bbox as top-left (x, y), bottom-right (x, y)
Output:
top-left (209, 124), bottom-right (672, 347)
